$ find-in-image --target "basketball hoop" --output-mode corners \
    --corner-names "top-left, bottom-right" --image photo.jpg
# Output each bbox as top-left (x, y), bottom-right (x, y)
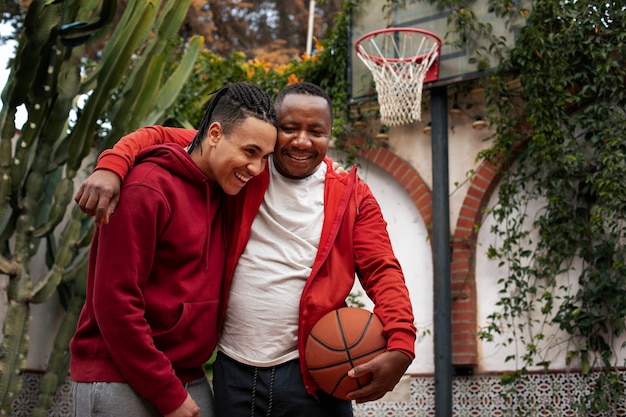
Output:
top-left (355, 28), bottom-right (442, 126)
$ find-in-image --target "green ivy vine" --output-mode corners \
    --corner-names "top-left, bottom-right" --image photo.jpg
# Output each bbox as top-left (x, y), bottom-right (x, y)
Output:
top-left (391, 0), bottom-right (626, 414)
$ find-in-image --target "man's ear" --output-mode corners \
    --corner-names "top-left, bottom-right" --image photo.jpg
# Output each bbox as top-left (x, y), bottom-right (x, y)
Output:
top-left (207, 122), bottom-right (223, 146)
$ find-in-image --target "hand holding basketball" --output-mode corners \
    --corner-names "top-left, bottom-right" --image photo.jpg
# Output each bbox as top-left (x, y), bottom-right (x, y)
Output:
top-left (346, 350), bottom-right (412, 403)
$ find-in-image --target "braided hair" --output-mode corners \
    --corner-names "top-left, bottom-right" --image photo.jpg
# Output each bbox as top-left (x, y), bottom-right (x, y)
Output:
top-left (274, 82), bottom-right (333, 124)
top-left (188, 82), bottom-right (277, 154)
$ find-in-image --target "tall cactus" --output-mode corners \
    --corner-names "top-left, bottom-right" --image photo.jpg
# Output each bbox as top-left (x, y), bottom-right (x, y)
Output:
top-left (0, 0), bottom-right (201, 414)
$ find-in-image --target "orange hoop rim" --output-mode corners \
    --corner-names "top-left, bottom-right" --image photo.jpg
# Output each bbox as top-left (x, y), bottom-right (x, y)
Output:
top-left (355, 27), bottom-right (442, 65)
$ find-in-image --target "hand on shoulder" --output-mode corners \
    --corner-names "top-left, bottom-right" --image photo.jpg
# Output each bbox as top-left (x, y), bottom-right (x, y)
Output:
top-left (331, 160), bottom-right (348, 175)
top-left (74, 169), bottom-right (121, 226)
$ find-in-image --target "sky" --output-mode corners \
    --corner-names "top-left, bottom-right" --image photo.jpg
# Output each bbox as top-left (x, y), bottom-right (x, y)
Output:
top-left (1, 23), bottom-right (27, 129)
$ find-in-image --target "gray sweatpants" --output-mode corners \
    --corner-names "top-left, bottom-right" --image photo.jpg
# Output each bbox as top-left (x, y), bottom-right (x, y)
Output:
top-left (72, 377), bottom-right (214, 417)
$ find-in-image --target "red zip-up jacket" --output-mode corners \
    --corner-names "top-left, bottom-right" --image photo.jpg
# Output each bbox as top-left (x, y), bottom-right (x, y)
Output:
top-left (223, 158), bottom-right (416, 393)
top-left (70, 143), bottom-right (224, 414)
top-left (95, 126), bottom-right (416, 394)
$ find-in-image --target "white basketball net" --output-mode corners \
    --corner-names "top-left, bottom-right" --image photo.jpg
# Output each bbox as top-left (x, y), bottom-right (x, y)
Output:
top-left (356, 30), bottom-right (440, 126)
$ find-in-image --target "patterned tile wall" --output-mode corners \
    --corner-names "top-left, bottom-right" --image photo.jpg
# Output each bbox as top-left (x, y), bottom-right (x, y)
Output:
top-left (353, 371), bottom-right (626, 417)
top-left (11, 371), bottom-right (626, 416)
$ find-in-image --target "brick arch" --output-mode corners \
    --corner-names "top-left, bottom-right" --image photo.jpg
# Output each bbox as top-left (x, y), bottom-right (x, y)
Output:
top-left (356, 144), bottom-right (433, 227)
top-left (449, 160), bottom-right (501, 366)
top-left (355, 141), bottom-right (505, 368)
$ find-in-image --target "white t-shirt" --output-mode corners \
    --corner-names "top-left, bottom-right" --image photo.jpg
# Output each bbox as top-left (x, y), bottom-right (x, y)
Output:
top-left (218, 158), bottom-right (327, 366)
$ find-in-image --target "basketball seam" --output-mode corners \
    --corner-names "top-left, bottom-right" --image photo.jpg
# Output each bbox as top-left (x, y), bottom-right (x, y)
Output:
top-left (306, 346), bottom-right (387, 370)
top-left (339, 310), bottom-right (369, 391)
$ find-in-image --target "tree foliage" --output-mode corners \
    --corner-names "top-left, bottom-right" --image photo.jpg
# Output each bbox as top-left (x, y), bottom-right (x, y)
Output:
top-left (183, 0), bottom-right (342, 62)
top-left (2, 0), bottom-right (343, 64)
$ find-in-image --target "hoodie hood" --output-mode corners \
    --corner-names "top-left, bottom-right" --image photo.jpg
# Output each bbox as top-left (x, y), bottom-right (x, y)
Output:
top-left (135, 142), bottom-right (210, 186)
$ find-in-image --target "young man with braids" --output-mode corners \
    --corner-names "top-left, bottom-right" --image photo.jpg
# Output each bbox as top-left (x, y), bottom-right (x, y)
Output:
top-left (75, 82), bottom-right (416, 417)
top-left (69, 82), bottom-right (277, 417)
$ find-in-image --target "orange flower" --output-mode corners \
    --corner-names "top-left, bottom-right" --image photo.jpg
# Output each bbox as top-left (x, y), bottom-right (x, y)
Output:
top-left (287, 74), bottom-right (301, 85)
top-left (274, 64), bottom-right (288, 75)
top-left (313, 36), bottom-right (323, 52)
top-left (250, 57), bottom-right (272, 72)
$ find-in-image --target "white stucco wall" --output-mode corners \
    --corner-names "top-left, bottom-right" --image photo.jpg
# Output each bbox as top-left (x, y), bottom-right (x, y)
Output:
top-left (351, 157), bottom-right (435, 374)
top-left (384, 109), bottom-right (493, 233)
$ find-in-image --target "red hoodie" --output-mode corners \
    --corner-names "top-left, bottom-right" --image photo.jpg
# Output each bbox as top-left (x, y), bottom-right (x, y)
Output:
top-left (70, 143), bottom-right (224, 415)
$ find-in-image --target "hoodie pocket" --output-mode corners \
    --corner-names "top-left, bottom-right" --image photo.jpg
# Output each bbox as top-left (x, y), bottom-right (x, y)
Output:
top-left (152, 299), bottom-right (220, 368)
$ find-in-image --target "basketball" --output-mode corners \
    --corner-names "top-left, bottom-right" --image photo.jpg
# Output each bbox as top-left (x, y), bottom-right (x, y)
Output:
top-left (305, 307), bottom-right (387, 400)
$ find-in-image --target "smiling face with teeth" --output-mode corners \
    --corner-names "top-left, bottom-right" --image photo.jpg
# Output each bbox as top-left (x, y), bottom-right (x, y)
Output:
top-left (273, 94), bottom-right (332, 179)
top-left (192, 116), bottom-right (277, 195)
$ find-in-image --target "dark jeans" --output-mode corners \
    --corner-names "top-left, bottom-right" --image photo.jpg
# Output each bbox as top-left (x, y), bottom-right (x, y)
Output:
top-left (213, 351), bottom-right (354, 417)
